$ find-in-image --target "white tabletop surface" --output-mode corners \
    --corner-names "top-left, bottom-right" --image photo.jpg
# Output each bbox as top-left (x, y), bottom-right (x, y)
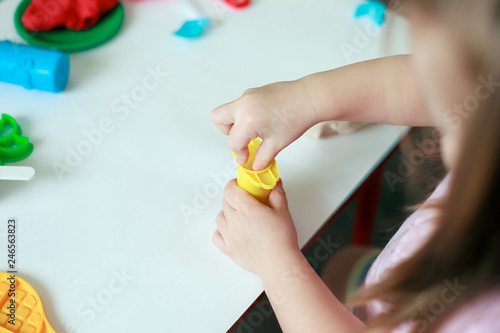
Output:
top-left (0, 0), bottom-right (410, 332)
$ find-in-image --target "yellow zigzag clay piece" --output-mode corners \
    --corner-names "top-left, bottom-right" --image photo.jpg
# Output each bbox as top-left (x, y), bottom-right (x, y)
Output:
top-left (0, 272), bottom-right (56, 333)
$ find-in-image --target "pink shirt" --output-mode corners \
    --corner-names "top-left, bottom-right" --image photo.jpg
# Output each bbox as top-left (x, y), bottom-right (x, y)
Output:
top-left (364, 174), bottom-right (500, 332)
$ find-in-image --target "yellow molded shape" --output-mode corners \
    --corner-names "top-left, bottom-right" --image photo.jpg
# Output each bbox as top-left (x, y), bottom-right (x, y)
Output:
top-left (0, 272), bottom-right (56, 333)
top-left (233, 139), bottom-right (280, 204)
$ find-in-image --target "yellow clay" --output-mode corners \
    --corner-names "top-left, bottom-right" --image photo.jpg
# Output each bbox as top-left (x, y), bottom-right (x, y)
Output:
top-left (233, 139), bottom-right (280, 204)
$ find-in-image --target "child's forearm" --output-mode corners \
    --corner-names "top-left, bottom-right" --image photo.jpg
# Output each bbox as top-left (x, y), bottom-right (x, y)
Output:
top-left (260, 249), bottom-right (366, 333)
top-left (301, 55), bottom-right (434, 127)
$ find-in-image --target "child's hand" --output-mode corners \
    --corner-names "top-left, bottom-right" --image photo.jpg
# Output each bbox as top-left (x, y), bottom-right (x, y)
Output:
top-left (210, 80), bottom-right (319, 171)
top-left (212, 179), bottom-right (300, 276)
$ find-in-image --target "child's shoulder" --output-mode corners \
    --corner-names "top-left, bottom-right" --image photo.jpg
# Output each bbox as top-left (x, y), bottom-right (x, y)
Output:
top-left (437, 284), bottom-right (500, 332)
top-left (365, 174), bottom-right (451, 289)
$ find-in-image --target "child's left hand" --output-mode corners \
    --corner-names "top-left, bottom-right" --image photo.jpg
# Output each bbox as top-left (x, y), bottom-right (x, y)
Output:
top-left (212, 179), bottom-right (300, 276)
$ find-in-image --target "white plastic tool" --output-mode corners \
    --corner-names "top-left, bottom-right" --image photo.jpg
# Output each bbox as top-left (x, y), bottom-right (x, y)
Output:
top-left (0, 166), bottom-right (35, 181)
top-left (182, 0), bottom-right (221, 23)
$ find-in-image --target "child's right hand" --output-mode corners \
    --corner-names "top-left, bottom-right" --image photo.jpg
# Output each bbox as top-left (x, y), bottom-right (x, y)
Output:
top-left (210, 79), bottom-right (319, 170)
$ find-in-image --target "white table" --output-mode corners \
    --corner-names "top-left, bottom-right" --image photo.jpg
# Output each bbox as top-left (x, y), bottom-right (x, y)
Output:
top-left (0, 0), bottom-right (410, 332)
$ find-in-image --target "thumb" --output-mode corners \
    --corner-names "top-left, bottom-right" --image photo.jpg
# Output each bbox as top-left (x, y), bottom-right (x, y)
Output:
top-left (268, 180), bottom-right (288, 211)
top-left (252, 140), bottom-right (280, 171)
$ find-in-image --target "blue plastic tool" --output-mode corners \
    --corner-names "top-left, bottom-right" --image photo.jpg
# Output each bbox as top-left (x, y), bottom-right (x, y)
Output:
top-left (354, 0), bottom-right (387, 26)
top-left (174, 18), bottom-right (211, 38)
top-left (0, 40), bottom-right (70, 92)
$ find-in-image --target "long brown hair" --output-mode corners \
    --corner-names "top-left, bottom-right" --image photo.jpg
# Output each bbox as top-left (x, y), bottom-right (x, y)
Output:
top-left (353, 0), bottom-right (500, 332)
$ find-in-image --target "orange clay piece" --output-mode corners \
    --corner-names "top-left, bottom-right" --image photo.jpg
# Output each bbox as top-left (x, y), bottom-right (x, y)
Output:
top-left (0, 272), bottom-right (56, 333)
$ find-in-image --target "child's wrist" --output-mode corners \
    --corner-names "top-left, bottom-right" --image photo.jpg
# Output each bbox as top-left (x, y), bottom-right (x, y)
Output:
top-left (258, 246), bottom-right (309, 284)
top-left (299, 71), bottom-right (346, 124)
top-left (297, 76), bottom-right (324, 126)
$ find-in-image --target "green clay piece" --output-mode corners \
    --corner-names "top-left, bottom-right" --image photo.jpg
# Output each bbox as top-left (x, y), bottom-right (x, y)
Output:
top-left (14, 0), bottom-right (125, 53)
top-left (0, 114), bottom-right (34, 165)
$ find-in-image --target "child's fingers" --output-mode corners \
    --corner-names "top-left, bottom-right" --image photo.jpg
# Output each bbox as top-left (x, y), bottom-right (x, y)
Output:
top-left (211, 103), bottom-right (235, 135)
top-left (224, 179), bottom-right (259, 211)
top-left (268, 180), bottom-right (289, 212)
top-left (215, 210), bottom-right (228, 232)
top-left (252, 139), bottom-right (280, 171)
top-left (227, 123), bottom-right (252, 165)
top-left (212, 229), bottom-right (228, 254)
top-left (222, 198), bottom-right (236, 219)
top-left (214, 122), bottom-right (233, 136)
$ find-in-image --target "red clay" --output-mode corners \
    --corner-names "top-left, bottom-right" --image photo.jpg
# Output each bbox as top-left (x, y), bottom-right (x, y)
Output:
top-left (22, 0), bottom-right (119, 31)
